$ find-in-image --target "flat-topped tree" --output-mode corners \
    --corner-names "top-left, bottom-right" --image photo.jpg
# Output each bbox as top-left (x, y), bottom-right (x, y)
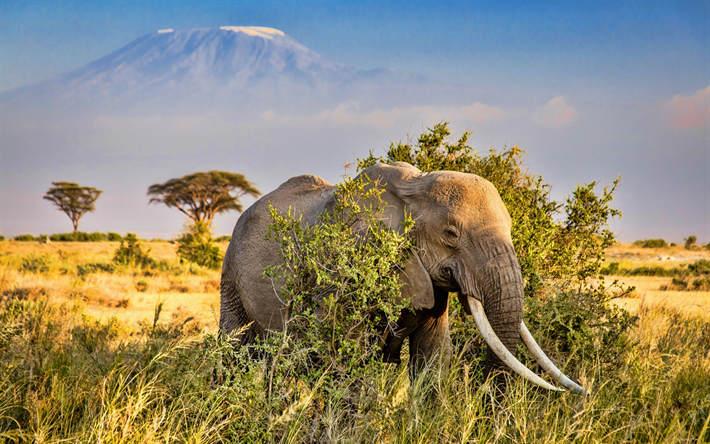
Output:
top-left (147, 171), bottom-right (261, 225)
top-left (43, 182), bottom-right (103, 233)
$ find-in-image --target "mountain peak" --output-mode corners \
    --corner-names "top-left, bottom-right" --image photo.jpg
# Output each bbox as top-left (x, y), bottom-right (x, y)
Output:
top-left (218, 26), bottom-right (285, 39)
top-left (153, 26), bottom-right (286, 40)
top-left (1, 24), bottom-right (429, 116)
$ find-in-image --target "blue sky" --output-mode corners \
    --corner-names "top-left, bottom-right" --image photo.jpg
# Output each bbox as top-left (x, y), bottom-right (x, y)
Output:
top-left (1, 1), bottom-right (709, 242)
top-left (3, 1), bottom-right (708, 96)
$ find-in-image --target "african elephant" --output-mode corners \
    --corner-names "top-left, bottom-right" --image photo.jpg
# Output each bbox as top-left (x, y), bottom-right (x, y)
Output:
top-left (220, 162), bottom-right (587, 394)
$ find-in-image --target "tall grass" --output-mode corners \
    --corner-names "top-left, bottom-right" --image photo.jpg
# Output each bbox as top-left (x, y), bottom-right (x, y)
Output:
top-left (1, 292), bottom-right (708, 443)
top-left (0, 242), bottom-right (708, 442)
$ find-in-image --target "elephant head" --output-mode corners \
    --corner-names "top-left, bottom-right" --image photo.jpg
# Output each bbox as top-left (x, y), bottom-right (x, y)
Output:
top-left (359, 162), bottom-right (587, 394)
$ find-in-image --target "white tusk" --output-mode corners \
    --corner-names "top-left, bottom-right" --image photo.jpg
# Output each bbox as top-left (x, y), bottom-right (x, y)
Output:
top-left (466, 297), bottom-right (564, 392)
top-left (520, 321), bottom-right (589, 395)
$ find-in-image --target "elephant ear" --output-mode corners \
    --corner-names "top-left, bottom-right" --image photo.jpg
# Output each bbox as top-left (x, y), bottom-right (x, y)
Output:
top-left (357, 162), bottom-right (422, 231)
top-left (356, 163), bottom-right (435, 310)
top-left (398, 250), bottom-right (435, 310)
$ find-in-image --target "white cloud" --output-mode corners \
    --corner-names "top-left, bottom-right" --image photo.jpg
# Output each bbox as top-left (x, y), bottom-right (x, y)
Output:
top-left (533, 96), bottom-right (577, 128)
top-left (663, 86), bottom-right (710, 129)
top-left (259, 101), bottom-right (504, 129)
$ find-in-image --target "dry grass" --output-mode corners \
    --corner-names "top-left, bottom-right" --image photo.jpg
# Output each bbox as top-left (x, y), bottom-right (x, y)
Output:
top-left (3, 240), bottom-right (709, 328)
top-left (610, 276), bottom-right (710, 316)
top-left (1, 240), bottom-right (709, 442)
top-left (607, 242), bottom-right (710, 264)
top-left (0, 240), bottom-right (227, 330)
top-left (603, 242), bottom-right (710, 316)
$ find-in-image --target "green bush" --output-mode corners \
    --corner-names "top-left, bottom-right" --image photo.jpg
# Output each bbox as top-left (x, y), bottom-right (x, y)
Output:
top-left (524, 284), bottom-right (637, 372)
top-left (19, 254), bottom-right (55, 274)
top-left (12, 231), bottom-right (125, 242)
top-left (684, 235), bottom-right (697, 249)
top-left (214, 235), bottom-right (231, 242)
top-left (600, 262), bottom-right (620, 275)
top-left (0, 235), bottom-right (5, 241)
top-left (49, 231), bottom-right (109, 242)
top-left (113, 233), bottom-right (156, 268)
top-left (633, 238), bottom-right (667, 248)
top-left (688, 259), bottom-right (710, 275)
top-left (175, 222), bottom-right (223, 270)
top-left (671, 277), bottom-right (688, 290)
top-left (107, 232), bottom-right (123, 241)
top-left (14, 234), bottom-right (36, 241)
top-left (602, 259), bottom-right (709, 279)
top-left (626, 266), bottom-right (677, 277)
top-left (263, 174), bottom-right (412, 378)
top-left (356, 123), bottom-right (634, 372)
top-left (691, 278), bottom-right (710, 291)
top-left (77, 262), bottom-right (115, 278)
top-left (135, 280), bottom-right (149, 292)
top-left (661, 276), bottom-right (710, 292)
top-left (600, 264), bottom-right (676, 277)
top-left (358, 122), bottom-right (621, 293)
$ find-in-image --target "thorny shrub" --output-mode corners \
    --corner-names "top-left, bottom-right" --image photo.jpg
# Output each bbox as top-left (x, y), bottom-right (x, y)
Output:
top-left (262, 174), bottom-right (414, 381)
top-left (175, 222), bottom-right (223, 270)
top-left (358, 122), bottom-right (621, 291)
top-left (358, 122), bottom-right (634, 369)
top-left (112, 233), bottom-right (155, 268)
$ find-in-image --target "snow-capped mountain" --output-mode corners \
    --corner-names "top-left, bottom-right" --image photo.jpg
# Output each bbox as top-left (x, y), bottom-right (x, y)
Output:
top-left (2, 26), bottom-right (431, 116)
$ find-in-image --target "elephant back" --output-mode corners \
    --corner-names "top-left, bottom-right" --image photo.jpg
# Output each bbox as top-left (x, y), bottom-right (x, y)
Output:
top-left (220, 175), bottom-right (335, 335)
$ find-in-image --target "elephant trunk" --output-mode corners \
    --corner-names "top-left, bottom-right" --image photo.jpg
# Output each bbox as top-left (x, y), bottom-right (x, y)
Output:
top-left (478, 252), bottom-right (524, 376)
top-left (459, 245), bottom-right (588, 394)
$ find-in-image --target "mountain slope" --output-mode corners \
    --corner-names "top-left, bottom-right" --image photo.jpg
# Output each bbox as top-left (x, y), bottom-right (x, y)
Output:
top-left (2, 26), bottom-right (429, 115)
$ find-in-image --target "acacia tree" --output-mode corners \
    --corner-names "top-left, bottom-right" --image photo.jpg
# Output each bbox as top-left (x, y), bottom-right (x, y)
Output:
top-left (43, 182), bottom-right (103, 233)
top-left (147, 171), bottom-right (261, 225)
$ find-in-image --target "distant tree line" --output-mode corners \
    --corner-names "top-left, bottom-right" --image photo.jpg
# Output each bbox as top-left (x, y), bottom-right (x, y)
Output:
top-left (5, 171), bottom-right (261, 269)
top-left (632, 236), bottom-right (710, 250)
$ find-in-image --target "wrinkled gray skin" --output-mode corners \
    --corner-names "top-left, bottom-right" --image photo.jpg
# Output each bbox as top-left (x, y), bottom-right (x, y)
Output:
top-left (220, 162), bottom-right (524, 377)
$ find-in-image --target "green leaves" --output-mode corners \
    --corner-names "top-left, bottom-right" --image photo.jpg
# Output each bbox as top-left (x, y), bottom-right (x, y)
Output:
top-left (359, 121), bottom-right (623, 295)
top-left (113, 233), bottom-right (156, 268)
top-left (264, 174), bottom-right (413, 377)
top-left (175, 222), bottom-right (223, 270)
top-left (524, 285), bottom-right (637, 373)
top-left (357, 122), bottom-right (634, 374)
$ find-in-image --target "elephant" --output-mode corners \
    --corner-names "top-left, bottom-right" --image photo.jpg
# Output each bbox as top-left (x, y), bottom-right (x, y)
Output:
top-left (220, 162), bottom-right (587, 395)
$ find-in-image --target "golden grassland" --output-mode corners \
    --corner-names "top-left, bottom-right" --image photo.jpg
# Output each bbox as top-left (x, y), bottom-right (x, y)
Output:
top-left (3, 240), bottom-right (708, 326)
top-left (611, 276), bottom-right (710, 316)
top-left (605, 242), bottom-right (710, 267)
top-left (606, 241), bottom-right (710, 258)
top-left (0, 240), bottom-right (708, 442)
top-left (0, 240), bottom-right (226, 329)
top-left (603, 242), bottom-right (710, 316)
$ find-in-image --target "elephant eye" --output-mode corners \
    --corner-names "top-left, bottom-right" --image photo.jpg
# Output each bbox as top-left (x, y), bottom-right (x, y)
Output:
top-left (444, 226), bottom-right (459, 240)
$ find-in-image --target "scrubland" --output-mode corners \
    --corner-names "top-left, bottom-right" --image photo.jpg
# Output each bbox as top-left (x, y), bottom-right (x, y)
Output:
top-left (0, 240), bottom-right (708, 443)
top-left (0, 241), bottom-right (224, 329)
top-left (605, 243), bottom-right (710, 316)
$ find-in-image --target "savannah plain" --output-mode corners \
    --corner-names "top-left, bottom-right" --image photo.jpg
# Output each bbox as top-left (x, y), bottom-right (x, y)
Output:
top-left (3, 240), bottom-right (709, 330)
top-left (1, 235), bottom-right (709, 443)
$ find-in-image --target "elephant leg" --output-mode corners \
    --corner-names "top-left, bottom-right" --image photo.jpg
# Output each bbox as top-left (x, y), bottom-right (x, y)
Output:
top-left (219, 272), bottom-right (257, 345)
top-left (408, 308), bottom-right (451, 379)
top-left (381, 309), bottom-right (421, 364)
